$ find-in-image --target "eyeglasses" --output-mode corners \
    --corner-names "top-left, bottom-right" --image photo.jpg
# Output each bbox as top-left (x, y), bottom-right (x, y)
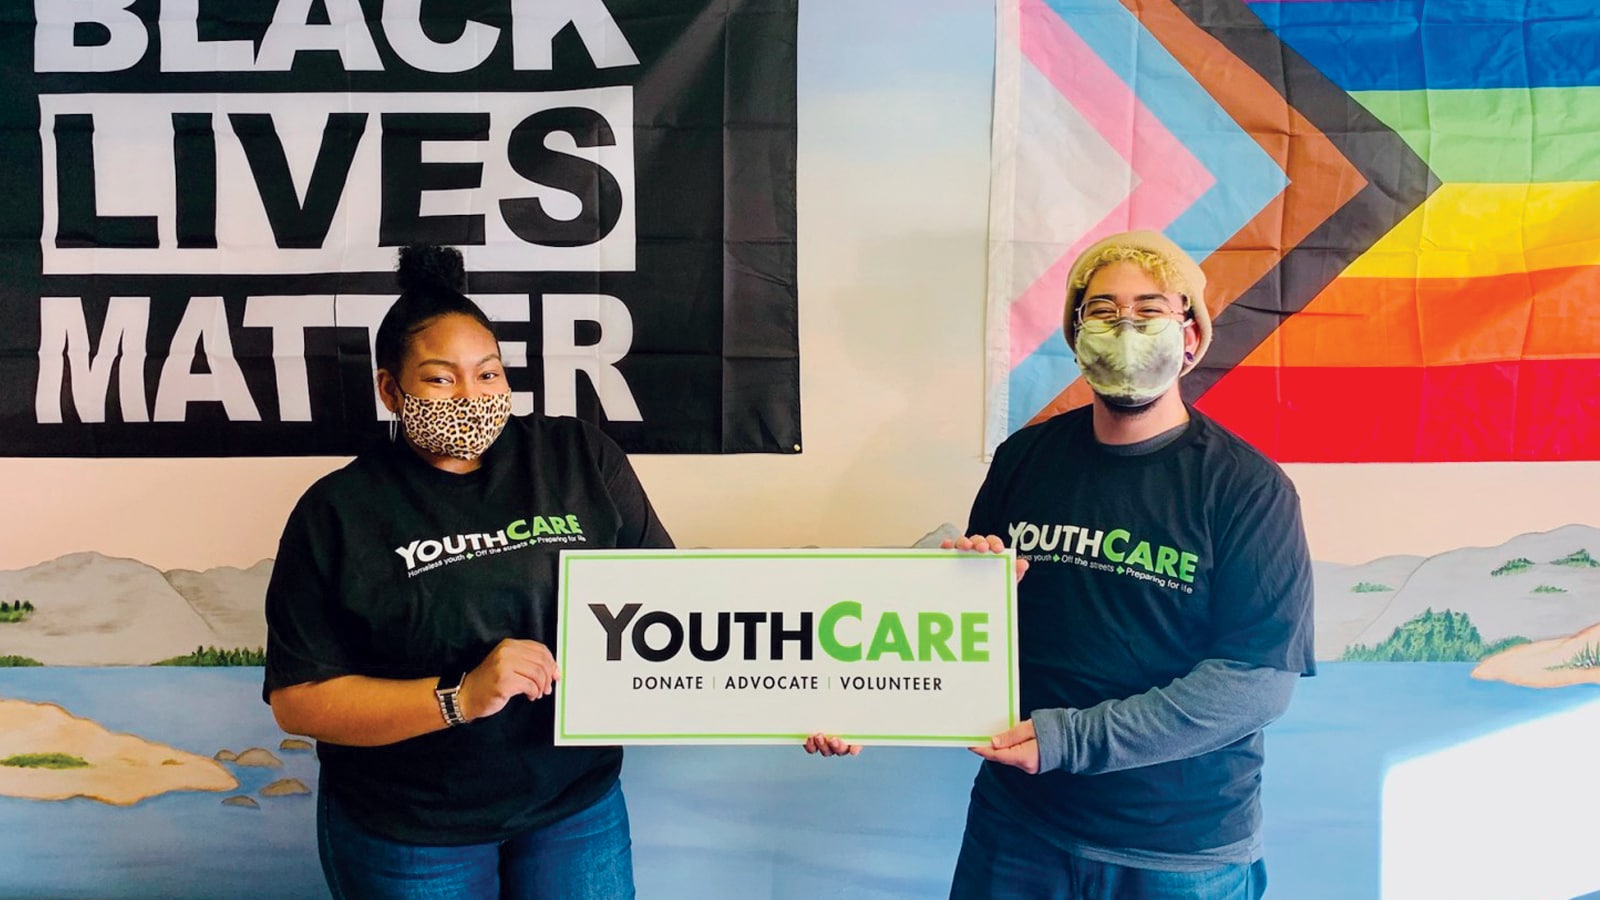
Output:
top-left (1076, 298), bottom-right (1187, 335)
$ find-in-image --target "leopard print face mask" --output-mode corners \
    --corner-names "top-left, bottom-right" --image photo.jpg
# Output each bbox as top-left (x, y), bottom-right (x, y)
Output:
top-left (398, 391), bottom-right (513, 460)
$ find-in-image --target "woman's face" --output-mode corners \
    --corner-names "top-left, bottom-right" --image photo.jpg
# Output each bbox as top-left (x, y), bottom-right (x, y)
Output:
top-left (381, 313), bottom-right (509, 409)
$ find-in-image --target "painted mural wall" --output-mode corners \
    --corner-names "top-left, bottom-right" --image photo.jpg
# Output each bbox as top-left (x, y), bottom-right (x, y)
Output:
top-left (3, 2), bottom-right (1599, 900)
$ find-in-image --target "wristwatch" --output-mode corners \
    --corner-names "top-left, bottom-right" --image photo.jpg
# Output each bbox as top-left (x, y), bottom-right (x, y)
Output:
top-left (434, 671), bottom-right (468, 727)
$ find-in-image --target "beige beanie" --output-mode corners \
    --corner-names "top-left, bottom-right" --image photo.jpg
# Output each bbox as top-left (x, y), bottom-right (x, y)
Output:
top-left (1063, 230), bottom-right (1212, 374)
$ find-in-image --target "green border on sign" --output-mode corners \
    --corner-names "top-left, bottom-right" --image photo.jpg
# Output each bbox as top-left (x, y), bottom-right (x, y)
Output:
top-left (556, 549), bottom-right (1019, 744)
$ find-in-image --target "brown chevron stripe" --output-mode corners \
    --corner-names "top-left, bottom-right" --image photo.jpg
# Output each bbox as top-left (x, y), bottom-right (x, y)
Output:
top-left (1024, 0), bottom-right (1434, 427)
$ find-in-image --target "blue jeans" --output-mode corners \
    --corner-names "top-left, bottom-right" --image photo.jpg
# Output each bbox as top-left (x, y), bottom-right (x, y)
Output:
top-left (317, 780), bottom-right (634, 899)
top-left (950, 790), bottom-right (1266, 900)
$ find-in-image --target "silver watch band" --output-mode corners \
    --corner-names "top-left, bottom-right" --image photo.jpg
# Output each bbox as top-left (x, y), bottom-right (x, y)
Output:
top-left (434, 672), bottom-right (468, 727)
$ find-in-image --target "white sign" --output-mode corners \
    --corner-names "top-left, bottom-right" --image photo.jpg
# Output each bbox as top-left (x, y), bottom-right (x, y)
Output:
top-left (554, 549), bottom-right (1018, 746)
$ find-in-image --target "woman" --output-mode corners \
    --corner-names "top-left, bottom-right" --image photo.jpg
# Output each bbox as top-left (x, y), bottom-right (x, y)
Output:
top-left (263, 244), bottom-right (672, 898)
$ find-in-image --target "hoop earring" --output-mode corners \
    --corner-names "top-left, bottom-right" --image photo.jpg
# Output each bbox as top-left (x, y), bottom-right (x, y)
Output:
top-left (388, 419), bottom-right (398, 443)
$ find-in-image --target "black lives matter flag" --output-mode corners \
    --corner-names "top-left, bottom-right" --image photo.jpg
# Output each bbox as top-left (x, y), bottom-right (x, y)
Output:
top-left (0, 0), bottom-right (798, 456)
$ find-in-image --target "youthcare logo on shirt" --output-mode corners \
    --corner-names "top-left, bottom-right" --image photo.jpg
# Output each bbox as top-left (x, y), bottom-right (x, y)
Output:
top-left (395, 515), bottom-right (586, 577)
top-left (1008, 520), bottom-right (1200, 593)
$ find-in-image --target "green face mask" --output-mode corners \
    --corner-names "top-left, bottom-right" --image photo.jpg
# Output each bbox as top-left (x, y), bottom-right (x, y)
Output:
top-left (1075, 321), bottom-right (1184, 409)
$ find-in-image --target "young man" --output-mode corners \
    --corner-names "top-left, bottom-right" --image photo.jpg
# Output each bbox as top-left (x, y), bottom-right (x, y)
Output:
top-left (948, 230), bottom-right (1315, 899)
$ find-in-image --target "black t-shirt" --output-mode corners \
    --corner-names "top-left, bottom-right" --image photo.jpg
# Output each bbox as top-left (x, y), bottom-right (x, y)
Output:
top-left (263, 414), bottom-right (673, 845)
top-left (968, 406), bottom-right (1314, 853)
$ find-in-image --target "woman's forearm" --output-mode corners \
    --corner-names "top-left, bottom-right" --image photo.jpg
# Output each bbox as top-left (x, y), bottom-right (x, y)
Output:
top-left (270, 674), bottom-right (448, 747)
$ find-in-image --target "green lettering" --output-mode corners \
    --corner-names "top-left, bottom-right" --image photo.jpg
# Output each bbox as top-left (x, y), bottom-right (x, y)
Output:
top-left (818, 601), bottom-right (862, 662)
top-left (566, 514), bottom-right (583, 534)
top-left (1126, 540), bottom-right (1154, 571)
top-left (1154, 545), bottom-right (1179, 577)
top-left (916, 613), bottom-right (956, 662)
top-left (1103, 528), bottom-right (1130, 562)
top-left (1179, 552), bottom-right (1198, 583)
top-left (530, 516), bottom-right (554, 536)
top-left (506, 518), bottom-right (530, 540)
top-left (960, 612), bottom-right (990, 662)
top-left (551, 517), bottom-right (571, 535)
top-left (866, 612), bottom-right (913, 661)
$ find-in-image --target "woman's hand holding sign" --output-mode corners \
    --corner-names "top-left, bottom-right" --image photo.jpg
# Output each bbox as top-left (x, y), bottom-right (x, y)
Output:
top-left (461, 638), bottom-right (561, 722)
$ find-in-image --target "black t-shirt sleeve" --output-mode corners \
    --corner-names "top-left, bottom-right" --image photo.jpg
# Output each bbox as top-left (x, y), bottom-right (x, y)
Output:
top-left (1206, 474), bottom-right (1317, 675)
top-left (262, 491), bottom-right (359, 701)
top-left (967, 437), bottom-right (1019, 539)
top-left (589, 426), bottom-right (674, 550)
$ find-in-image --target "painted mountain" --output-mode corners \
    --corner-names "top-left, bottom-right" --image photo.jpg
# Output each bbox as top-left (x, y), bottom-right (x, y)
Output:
top-left (0, 553), bottom-right (269, 665)
top-left (3, 524), bottom-right (1596, 665)
top-left (1315, 523), bottom-right (1600, 660)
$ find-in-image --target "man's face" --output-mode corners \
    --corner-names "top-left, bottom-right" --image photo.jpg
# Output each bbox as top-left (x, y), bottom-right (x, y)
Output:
top-left (1078, 261), bottom-right (1198, 359)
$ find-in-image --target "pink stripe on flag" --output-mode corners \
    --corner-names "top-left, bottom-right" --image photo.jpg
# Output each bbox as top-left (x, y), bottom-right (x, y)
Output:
top-left (1007, 0), bottom-right (1214, 366)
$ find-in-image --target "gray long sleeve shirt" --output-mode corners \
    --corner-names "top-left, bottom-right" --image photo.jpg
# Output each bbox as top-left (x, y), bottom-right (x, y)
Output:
top-left (1015, 658), bottom-right (1300, 870)
top-left (1030, 658), bottom-right (1299, 776)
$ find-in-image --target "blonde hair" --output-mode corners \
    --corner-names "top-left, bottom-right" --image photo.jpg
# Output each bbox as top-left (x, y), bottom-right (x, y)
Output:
top-left (1068, 246), bottom-right (1193, 301)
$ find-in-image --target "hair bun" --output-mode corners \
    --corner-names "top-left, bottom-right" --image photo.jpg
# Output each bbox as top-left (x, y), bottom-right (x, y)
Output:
top-left (396, 244), bottom-right (467, 293)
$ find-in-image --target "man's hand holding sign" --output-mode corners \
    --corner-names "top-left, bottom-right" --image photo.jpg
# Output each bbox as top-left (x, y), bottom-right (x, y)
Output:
top-left (803, 534), bottom-right (1031, 762)
top-left (951, 534), bottom-right (1038, 772)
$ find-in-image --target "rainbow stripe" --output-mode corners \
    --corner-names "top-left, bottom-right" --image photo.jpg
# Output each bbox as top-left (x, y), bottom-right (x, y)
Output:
top-left (994, 0), bottom-right (1286, 441)
top-left (988, 0), bottom-right (1600, 461)
top-left (1198, 1), bottom-right (1600, 460)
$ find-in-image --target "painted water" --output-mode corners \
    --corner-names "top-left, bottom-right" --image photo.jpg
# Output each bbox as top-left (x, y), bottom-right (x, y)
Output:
top-left (1, 665), bottom-right (1595, 899)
